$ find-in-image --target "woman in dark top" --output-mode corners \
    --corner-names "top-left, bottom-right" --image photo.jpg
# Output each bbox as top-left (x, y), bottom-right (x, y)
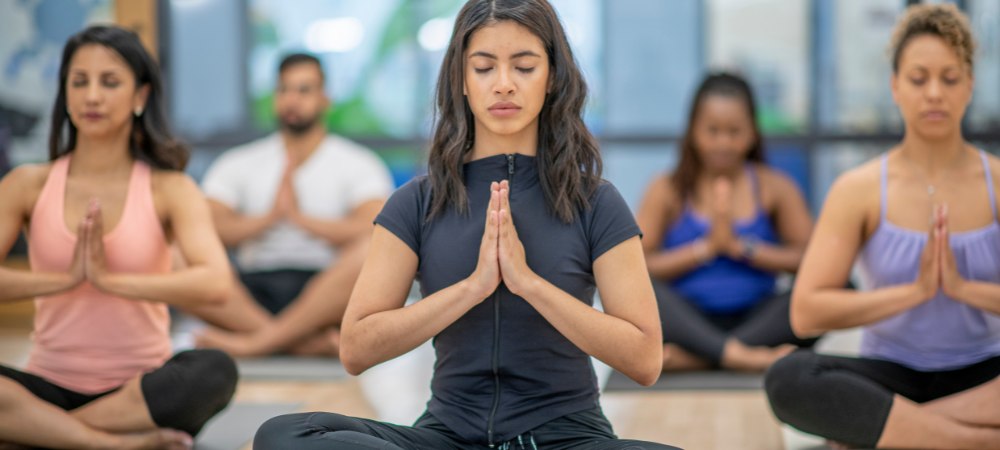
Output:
top-left (254, 1), bottom-right (674, 449)
top-left (636, 74), bottom-right (815, 373)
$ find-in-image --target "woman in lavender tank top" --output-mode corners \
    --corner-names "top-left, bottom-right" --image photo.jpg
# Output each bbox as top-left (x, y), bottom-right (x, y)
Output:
top-left (765, 4), bottom-right (1000, 449)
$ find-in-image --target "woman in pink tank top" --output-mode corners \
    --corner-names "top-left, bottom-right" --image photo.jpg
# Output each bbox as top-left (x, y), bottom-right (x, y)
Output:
top-left (0, 27), bottom-right (236, 450)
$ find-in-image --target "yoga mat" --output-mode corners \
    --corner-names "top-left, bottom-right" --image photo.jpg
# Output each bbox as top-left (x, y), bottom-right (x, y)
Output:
top-left (195, 402), bottom-right (301, 450)
top-left (782, 425), bottom-right (876, 450)
top-left (604, 370), bottom-right (764, 391)
top-left (237, 356), bottom-right (350, 381)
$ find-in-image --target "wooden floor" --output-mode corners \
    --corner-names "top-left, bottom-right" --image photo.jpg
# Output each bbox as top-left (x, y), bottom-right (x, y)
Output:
top-left (229, 379), bottom-right (785, 450)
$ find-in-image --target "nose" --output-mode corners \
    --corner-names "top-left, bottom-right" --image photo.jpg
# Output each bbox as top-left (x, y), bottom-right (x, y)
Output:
top-left (494, 66), bottom-right (515, 96)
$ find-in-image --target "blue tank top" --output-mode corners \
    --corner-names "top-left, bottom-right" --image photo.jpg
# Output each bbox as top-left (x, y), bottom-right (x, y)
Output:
top-left (857, 151), bottom-right (1000, 371)
top-left (663, 166), bottom-right (780, 314)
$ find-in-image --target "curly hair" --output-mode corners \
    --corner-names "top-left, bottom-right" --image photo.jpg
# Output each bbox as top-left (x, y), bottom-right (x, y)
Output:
top-left (890, 3), bottom-right (976, 73)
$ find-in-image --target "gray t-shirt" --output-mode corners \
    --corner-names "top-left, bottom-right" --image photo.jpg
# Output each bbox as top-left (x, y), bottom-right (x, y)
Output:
top-left (375, 153), bottom-right (641, 446)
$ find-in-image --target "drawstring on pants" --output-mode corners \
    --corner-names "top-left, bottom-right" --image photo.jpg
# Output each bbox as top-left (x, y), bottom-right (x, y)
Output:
top-left (500, 431), bottom-right (539, 450)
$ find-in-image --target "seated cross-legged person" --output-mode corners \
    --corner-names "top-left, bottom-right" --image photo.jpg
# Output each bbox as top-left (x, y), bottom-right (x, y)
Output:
top-left (766, 4), bottom-right (1000, 449)
top-left (636, 73), bottom-right (816, 373)
top-left (193, 53), bottom-right (395, 357)
top-left (253, 1), bottom-right (678, 449)
top-left (0, 26), bottom-right (236, 449)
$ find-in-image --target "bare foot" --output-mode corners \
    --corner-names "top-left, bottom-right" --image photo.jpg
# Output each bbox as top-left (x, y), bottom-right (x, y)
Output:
top-left (720, 340), bottom-right (796, 373)
top-left (290, 328), bottom-right (340, 357)
top-left (195, 328), bottom-right (266, 358)
top-left (662, 344), bottom-right (712, 372)
top-left (114, 428), bottom-right (193, 450)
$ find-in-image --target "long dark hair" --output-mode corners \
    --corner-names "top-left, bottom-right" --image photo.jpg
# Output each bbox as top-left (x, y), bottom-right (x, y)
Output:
top-left (427, 0), bottom-right (601, 223)
top-left (49, 26), bottom-right (188, 170)
top-left (672, 73), bottom-right (764, 201)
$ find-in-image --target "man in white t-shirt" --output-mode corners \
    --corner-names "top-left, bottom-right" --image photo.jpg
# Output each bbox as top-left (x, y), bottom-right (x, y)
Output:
top-left (194, 54), bottom-right (394, 357)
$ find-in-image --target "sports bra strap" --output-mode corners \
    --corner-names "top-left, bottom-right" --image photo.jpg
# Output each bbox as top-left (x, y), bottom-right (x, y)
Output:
top-left (979, 150), bottom-right (998, 221)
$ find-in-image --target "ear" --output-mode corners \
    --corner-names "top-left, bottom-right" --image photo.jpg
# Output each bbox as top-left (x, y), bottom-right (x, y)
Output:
top-left (134, 83), bottom-right (151, 112)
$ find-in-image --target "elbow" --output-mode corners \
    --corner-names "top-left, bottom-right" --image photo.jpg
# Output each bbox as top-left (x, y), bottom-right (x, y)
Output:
top-left (627, 340), bottom-right (663, 387)
top-left (789, 293), bottom-right (823, 338)
top-left (199, 271), bottom-right (232, 307)
top-left (339, 346), bottom-right (369, 376)
top-left (337, 332), bottom-right (371, 376)
top-left (633, 365), bottom-right (661, 387)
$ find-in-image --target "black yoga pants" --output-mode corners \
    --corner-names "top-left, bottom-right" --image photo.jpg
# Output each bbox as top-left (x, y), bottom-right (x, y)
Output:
top-left (241, 269), bottom-right (318, 314)
top-left (254, 407), bottom-right (682, 450)
top-left (765, 349), bottom-right (1000, 448)
top-left (655, 283), bottom-right (818, 365)
top-left (0, 349), bottom-right (238, 436)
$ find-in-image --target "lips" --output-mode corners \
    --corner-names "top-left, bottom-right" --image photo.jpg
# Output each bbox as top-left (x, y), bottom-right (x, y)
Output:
top-left (83, 112), bottom-right (103, 121)
top-left (922, 110), bottom-right (948, 120)
top-left (488, 101), bottom-right (521, 117)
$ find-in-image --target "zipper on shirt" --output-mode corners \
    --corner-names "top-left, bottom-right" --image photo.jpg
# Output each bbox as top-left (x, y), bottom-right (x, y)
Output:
top-left (488, 154), bottom-right (515, 448)
top-left (487, 289), bottom-right (501, 447)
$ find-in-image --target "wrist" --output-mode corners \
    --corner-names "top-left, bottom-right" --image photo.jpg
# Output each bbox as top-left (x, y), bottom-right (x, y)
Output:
top-left (508, 271), bottom-right (542, 299)
top-left (692, 239), bottom-right (715, 264)
top-left (463, 273), bottom-right (495, 302)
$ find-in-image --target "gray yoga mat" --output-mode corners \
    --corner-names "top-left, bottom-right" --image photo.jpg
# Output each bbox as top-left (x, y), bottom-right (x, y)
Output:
top-left (604, 370), bottom-right (764, 391)
top-left (236, 356), bottom-right (349, 381)
top-left (195, 402), bottom-right (301, 450)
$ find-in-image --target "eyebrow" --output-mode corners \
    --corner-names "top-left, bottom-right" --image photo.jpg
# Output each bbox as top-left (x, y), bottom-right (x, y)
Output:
top-left (469, 50), bottom-right (541, 60)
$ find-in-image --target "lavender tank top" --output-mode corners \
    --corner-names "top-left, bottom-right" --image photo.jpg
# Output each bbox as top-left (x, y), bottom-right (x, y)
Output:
top-left (857, 150), bottom-right (1000, 371)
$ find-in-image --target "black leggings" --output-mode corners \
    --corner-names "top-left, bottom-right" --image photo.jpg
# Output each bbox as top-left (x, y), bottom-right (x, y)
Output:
top-left (254, 407), bottom-right (681, 450)
top-left (241, 269), bottom-right (318, 314)
top-left (656, 283), bottom-right (817, 365)
top-left (0, 349), bottom-right (238, 436)
top-left (765, 349), bottom-right (1000, 447)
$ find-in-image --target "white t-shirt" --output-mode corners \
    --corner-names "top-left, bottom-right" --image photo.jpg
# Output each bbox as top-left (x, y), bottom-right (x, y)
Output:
top-left (201, 133), bottom-right (395, 272)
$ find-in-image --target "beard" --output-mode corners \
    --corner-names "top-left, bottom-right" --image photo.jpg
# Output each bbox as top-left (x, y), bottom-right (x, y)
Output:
top-left (280, 112), bottom-right (321, 135)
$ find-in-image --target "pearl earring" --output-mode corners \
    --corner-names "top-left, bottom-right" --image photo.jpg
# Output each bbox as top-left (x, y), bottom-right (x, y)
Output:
top-left (134, 107), bottom-right (143, 117)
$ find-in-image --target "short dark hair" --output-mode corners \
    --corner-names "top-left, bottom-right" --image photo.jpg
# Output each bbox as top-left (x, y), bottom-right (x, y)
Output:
top-left (278, 53), bottom-right (325, 81)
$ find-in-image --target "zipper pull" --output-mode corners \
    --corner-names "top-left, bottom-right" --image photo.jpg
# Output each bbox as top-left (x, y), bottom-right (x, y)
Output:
top-left (507, 154), bottom-right (515, 180)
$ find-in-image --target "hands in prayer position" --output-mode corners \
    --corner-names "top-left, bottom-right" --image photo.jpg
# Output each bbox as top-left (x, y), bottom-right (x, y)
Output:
top-left (468, 180), bottom-right (539, 300)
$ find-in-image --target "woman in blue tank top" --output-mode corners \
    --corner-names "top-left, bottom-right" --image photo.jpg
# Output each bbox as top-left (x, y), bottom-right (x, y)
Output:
top-left (636, 73), bottom-right (816, 372)
top-left (765, 4), bottom-right (1000, 449)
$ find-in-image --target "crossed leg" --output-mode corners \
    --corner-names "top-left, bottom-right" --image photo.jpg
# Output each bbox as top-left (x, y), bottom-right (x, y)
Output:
top-left (194, 238), bottom-right (370, 357)
top-left (0, 375), bottom-right (190, 450)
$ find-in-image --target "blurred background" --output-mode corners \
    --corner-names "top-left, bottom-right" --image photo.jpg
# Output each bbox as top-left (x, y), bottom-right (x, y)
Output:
top-left (1, 0), bottom-right (999, 216)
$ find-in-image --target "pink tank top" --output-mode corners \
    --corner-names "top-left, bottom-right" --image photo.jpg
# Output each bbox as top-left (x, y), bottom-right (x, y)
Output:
top-left (26, 155), bottom-right (172, 394)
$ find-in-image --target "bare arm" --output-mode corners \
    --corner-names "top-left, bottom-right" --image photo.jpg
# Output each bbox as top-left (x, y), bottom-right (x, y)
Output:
top-left (790, 169), bottom-right (937, 337)
top-left (290, 200), bottom-right (383, 246)
top-left (90, 174), bottom-right (232, 308)
top-left (0, 166), bottom-right (84, 302)
top-left (341, 186), bottom-right (503, 375)
top-left (741, 169), bottom-right (814, 273)
top-left (497, 185), bottom-right (660, 386)
top-left (636, 175), bottom-right (706, 280)
top-left (208, 200), bottom-right (277, 247)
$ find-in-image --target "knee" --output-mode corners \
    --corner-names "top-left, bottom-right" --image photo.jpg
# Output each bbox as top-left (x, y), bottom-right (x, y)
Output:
top-left (764, 349), bottom-right (816, 421)
top-left (180, 349), bottom-right (239, 404)
top-left (144, 349), bottom-right (238, 435)
top-left (254, 412), bottom-right (361, 450)
top-left (254, 413), bottom-right (308, 450)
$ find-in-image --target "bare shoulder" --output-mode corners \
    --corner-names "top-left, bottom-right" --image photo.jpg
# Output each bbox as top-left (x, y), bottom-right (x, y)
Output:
top-left (828, 157), bottom-right (880, 200)
top-left (981, 149), bottom-right (1000, 182)
top-left (0, 162), bottom-right (55, 207)
top-left (150, 169), bottom-right (205, 212)
top-left (645, 173), bottom-right (681, 206)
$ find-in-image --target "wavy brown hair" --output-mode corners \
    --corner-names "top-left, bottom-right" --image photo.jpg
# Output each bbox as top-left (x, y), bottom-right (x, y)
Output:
top-left (427, 0), bottom-right (601, 224)
top-left (672, 73), bottom-right (764, 201)
top-left (50, 26), bottom-right (188, 170)
top-left (890, 3), bottom-right (975, 74)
